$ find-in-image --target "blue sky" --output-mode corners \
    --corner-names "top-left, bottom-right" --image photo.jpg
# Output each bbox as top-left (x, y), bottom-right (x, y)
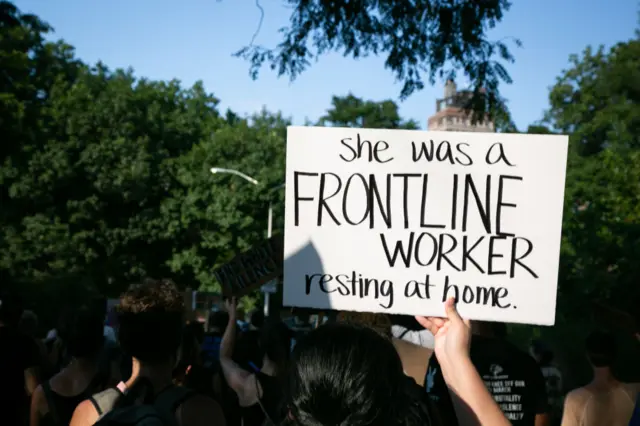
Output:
top-left (14, 0), bottom-right (639, 130)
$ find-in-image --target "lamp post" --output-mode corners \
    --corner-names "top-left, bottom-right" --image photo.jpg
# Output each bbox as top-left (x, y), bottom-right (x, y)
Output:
top-left (210, 167), bottom-right (284, 318)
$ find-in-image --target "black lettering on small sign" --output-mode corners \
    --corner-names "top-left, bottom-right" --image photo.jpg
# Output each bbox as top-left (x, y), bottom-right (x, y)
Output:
top-left (292, 133), bottom-right (541, 312)
top-left (213, 235), bottom-right (284, 297)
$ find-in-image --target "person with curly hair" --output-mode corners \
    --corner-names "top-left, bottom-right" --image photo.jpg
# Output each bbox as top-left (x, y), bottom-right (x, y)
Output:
top-left (69, 279), bottom-right (226, 426)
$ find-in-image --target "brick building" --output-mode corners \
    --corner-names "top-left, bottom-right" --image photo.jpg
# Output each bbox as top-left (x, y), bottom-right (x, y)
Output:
top-left (427, 80), bottom-right (495, 132)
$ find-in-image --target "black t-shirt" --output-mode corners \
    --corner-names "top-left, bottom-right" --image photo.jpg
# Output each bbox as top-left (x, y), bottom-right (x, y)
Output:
top-left (424, 335), bottom-right (548, 426)
top-left (0, 327), bottom-right (40, 426)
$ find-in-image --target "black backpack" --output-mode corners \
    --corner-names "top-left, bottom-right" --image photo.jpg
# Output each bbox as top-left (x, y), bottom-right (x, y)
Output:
top-left (91, 380), bottom-right (195, 426)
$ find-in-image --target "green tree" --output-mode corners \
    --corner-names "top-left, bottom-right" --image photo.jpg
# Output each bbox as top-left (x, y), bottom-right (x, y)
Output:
top-left (236, 0), bottom-right (519, 118)
top-left (544, 36), bottom-right (640, 320)
top-left (167, 109), bottom-right (288, 291)
top-left (545, 40), bottom-right (640, 156)
top-left (318, 94), bottom-right (418, 129)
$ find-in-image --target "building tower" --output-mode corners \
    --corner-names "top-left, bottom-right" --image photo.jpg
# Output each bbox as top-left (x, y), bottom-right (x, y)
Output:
top-left (427, 80), bottom-right (495, 132)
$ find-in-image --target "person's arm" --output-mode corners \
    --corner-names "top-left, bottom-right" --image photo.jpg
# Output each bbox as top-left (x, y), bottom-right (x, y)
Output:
top-left (24, 367), bottom-right (39, 396)
top-left (22, 336), bottom-right (41, 396)
top-left (219, 298), bottom-right (251, 400)
top-left (532, 364), bottom-right (550, 426)
top-left (69, 399), bottom-right (100, 426)
top-left (416, 298), bottom-right (511, 426)
top-left (535, 413), bottom-right (550, 426)
top-left (29, 385), bottom-right (45, 426)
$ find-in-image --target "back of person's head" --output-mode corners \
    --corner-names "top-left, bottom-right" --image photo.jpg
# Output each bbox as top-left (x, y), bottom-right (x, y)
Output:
top-left (260, 319), bottom-right (293, 376)
top-left (117, 278), bottom-right (184, 364)
top-left (286, 322), bottom-right (432, 426)
top-left (58, 306), bottom-right (104, 358)
top-left (208, 310), bottom-right (229, 332)
top-left (585, 330), bottom-right (616, 367)
top-left (19, 310), bottom-right (39, 336)
top-left (0, 292), bottom-right (24, 327)
top-left (336, 311), bottom-right (392, 339)
top-left (250, 309), bottom-right (265, 329)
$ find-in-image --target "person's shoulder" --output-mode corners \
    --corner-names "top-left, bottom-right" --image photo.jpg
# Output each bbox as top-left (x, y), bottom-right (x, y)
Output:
top-left (565, 387), bottom-right (590, 405)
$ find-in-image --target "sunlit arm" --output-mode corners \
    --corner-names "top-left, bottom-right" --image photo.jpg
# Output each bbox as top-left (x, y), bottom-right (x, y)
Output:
top-left (219, 311), bottom-right (251, 399)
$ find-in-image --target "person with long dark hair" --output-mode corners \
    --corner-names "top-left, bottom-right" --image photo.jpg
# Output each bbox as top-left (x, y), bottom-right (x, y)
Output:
top-left (0, 293), bottom-right (40, 426)
top-left (219, 298), bottom-right (292, 426)
top-left (30, 306), bottom-right (107, 426)
top-left (286, 298), bottom-right (512, 426)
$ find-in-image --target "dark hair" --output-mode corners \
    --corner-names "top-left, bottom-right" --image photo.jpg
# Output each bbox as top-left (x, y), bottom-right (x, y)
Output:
top-left (336, 311), bottom-right (392, 339)
top-left (174, 324), bottom-right (201, 378)
top-left (585, 331), bottom-right (616, 367)
top-left (208, 310), bottom-right (229, 331)
top-left (260, 320), bottom-right (293, 378)
top-left (58, 306), bottom-right (105, 358)
top-left (286, 322), bottom-right (432, 426)
top-left (117, 278), bottom-right (184, 363)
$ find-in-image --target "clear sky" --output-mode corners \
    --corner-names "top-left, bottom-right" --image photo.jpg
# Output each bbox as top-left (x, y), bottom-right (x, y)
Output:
top-left (14, 0), bottom-right (639, 130)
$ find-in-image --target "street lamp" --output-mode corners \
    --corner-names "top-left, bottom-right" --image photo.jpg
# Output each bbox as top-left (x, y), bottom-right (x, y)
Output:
top-left (210, 167), bottom-right (284, 317)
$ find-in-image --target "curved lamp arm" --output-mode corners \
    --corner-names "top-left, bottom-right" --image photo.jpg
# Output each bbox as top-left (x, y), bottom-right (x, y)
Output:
top-left (210, 167), bottom-right (259, 186)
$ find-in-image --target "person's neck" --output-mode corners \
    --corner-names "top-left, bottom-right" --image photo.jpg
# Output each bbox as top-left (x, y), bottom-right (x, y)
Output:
top-left (591, 366), bottom-right (617, 387)
top-left (125, 358), bottom-right (174, 391)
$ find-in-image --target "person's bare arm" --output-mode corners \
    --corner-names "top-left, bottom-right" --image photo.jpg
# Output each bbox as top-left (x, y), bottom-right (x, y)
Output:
top-left (416, 298), bottom-right (511, 426)
top-left (29, 385), bottom-right (45, 426)
top-left (24, 367), bottom-right (39, 396)
top-left (69, 399), bottom-right (100, 426)
top-left (535, 413), bottom-right (551, 426)
top-left (219, 298), bottom-right (252, 402)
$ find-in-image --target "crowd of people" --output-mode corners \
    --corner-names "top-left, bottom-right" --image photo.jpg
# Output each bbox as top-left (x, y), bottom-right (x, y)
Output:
top-left (0, 278), bottom-right (639, 426)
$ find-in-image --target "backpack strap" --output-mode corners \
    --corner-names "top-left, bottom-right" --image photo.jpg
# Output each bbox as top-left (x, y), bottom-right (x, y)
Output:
top-left (42, 381), bottom-right (62, 426)
top-left (153, 386), bottom-right (197, 424)
top-left (89, 388), bottom-right (122, 416)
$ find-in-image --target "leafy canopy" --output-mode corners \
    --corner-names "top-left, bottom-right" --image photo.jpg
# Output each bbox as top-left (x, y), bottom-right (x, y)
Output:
top-left (236, 0), bottom-right (519, 119)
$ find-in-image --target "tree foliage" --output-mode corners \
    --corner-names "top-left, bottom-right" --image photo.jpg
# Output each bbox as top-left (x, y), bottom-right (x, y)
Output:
top-left (318, 94), bottom-right (418, 129)
top-left (0, 2), bottom-right (419, 311)
top-left (236, 0), bottom-right (519, 119)
top-left (545, 37), bottom-right (640, 321)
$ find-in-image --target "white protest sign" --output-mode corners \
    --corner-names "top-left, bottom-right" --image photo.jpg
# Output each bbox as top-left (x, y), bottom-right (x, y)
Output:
top-left (283, 126), bottom-right (568, 325)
